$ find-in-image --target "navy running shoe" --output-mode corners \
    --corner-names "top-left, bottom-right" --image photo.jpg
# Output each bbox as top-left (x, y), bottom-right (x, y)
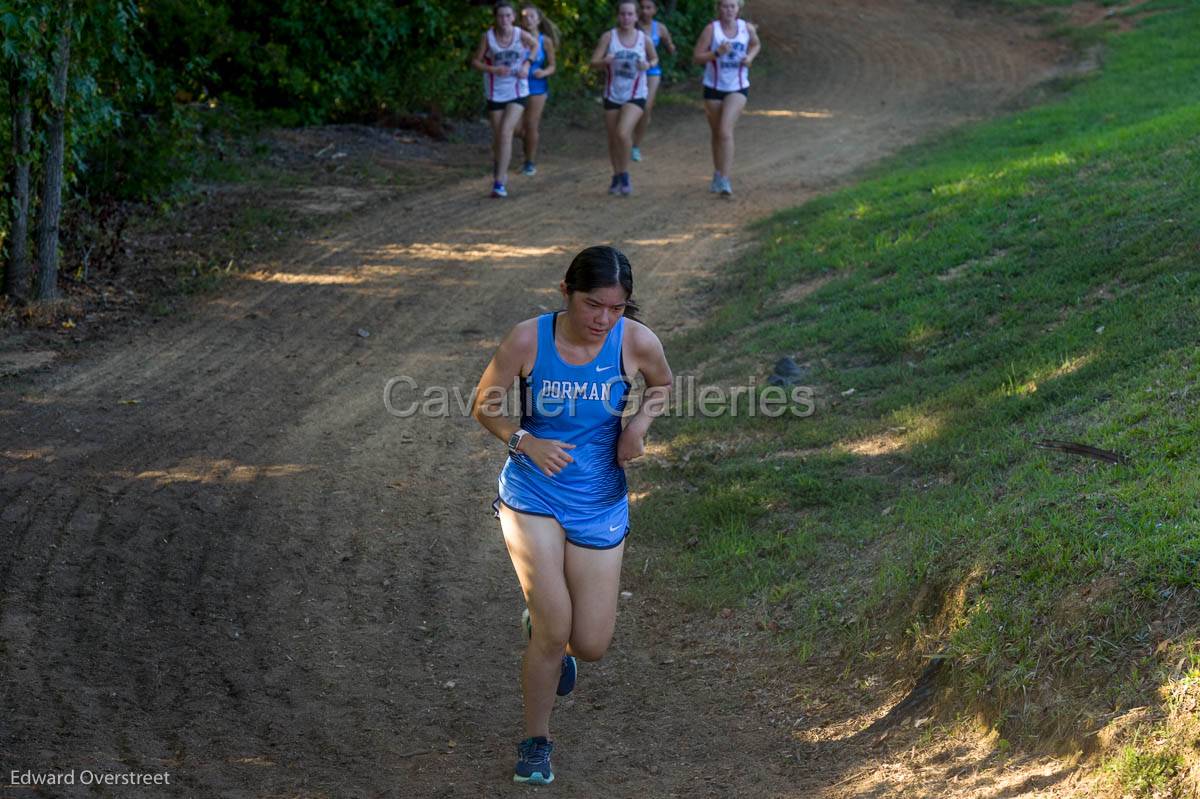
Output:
top-left (557, 655), bottom-right (577, 696)
top-left (608, 175), bottom-right (621, 195)
top-left (619, 172), bottom-right (632, 197)
top-left (514, 736), bottom-right (555, 784)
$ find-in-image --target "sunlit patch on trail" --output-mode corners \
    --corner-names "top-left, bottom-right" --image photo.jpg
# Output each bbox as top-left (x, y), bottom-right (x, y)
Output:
top-left (2, 447), bottom-right (55, 462)
top-left (744, 109), bottom-right (833, 119)
top-left (124, 458), bottom-right (313, 486)
top-left (388, 242), bottom-right (566, 262)
top-left (625, 234), bottom-right (696, 247)
top-left (241, 271), bottom-right (366, 285)
top-left (228, 755), bottom-right (276, 767)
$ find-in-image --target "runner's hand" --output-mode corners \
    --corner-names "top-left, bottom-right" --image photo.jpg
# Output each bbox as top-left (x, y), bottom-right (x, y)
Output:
top-left (603, 54), bottom-right (616, 65)
top-left (517, 63), bottom-right (530, 78)
top-left (495, 65), bottom-right (512, 77)
top-left (717, 41), bottom-right (732, 56)
top-left (616, 427), bottom-right (646, 468)
top-left (521, 437), bottom-right (576, 477)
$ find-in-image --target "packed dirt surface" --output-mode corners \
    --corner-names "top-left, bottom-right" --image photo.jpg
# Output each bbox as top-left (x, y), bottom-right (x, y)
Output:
top-left (2, 1), bottom-right (1089, 796)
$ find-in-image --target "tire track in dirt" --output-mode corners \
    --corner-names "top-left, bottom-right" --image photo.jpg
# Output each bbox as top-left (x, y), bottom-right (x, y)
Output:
top-left (1, 1), bottom-right (1071, 796)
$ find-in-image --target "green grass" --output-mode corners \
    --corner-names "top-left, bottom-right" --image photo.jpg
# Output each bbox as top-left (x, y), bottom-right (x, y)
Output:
top-left (1110, 743), bottom-right (1184, 797)
top-left (634, 1), bottom-right (1200, 746)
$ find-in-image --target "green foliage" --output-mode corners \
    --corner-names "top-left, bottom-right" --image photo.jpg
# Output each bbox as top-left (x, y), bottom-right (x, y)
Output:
top-left (3, 0), bottom-right (721, 287)
top-left (636, 2), bottom-right (1200, 740)
top-left (1111, 743), bottom-right (1183, 797)
top-left (137, 0), bottom-right (716, 121)
top-left (2, 0), bottom-right (157, 287)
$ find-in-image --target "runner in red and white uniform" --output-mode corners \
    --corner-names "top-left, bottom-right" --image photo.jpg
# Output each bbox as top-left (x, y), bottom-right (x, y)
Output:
top-left (631, 0), bottom-right (677, 163)
top-left (693, 0), bottom-right (761, 196)
top-left (472, 1), bottom-right (538, 197)
top-left (590, 0), bottom-right (658, 197)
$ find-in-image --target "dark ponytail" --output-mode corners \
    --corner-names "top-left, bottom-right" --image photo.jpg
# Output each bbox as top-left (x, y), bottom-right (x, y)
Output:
top-left (563, 246), bottom-right (640, 320)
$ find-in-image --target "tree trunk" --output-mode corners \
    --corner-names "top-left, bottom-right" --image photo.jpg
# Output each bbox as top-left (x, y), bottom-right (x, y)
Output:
top-left (4, 70), bottom-right (33, 300)
top-left (34, 3), bottom-right (73, 302)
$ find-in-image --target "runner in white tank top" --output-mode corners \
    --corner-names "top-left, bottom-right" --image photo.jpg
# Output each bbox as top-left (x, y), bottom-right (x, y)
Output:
top-left (603, 27), bottom-right (648, 105)
top-left (703, 17), bottom-right (750, 92)
top-left (472, 2), bottom-right (538, 197)
top-left (484, 27), bottom-right (530, 103)
top-left (590, 1), bottom-right (658, 197)
top-left (692, 0), bottom-right (761, 197)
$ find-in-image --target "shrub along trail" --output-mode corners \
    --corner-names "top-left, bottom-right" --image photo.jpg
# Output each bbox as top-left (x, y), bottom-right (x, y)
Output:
top-left (1, 1), bottom-right (1072, 795)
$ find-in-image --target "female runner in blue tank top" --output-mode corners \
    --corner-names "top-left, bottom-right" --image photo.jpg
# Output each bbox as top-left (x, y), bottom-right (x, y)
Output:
top-left (518, 5), bottom-right (558, 176)
top-left (472, 246), bottom-right (673, 785)
top-left (631, 0), bottom-right (677, 163)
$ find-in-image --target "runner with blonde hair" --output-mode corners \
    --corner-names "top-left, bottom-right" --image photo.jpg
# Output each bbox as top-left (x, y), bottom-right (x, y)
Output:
top-left (518, 4), bottom-right (560, 176)
top-left (693, 0), bottom-right (761, 196)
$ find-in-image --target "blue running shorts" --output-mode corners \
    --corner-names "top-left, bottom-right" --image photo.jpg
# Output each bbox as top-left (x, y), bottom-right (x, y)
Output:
top-left (493, 493), bottom-right (629, 550)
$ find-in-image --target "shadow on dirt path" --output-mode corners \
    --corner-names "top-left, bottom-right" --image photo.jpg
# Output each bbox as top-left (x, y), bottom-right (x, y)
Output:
top-left (2, 1), bottom-right (1077, 796)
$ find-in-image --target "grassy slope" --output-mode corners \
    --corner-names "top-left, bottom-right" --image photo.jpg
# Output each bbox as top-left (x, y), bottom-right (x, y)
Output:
top-left (634, 0), bottom-right (1199, 787)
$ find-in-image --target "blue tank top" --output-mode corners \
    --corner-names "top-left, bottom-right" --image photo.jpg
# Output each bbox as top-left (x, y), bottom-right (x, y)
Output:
top-left (646, 20), bottom-right (662, 77)
top-left (499, 312), bottom-right (630, 510)
top-left (527, 33), bottom-right (549, 95)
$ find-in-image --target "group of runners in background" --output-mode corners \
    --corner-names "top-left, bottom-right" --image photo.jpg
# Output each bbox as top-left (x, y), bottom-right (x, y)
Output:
top-left (472, 0), bottom-right (761, 199)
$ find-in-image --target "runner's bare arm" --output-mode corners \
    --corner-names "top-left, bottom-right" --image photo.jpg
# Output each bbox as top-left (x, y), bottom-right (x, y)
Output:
top-left (591, 31), bottom-right (614, 69)
top-left (617, 321), bottom-right (673, 467)
top-left (692, 24), bottom-right (716, 65)
top-left (472, 320), bottom-right (576, 476)
top-left (744, 23), bottom-right (762, 66)
top-left (518, 30), bottom-right (538, 78)
top-left (659, 22), bottom-right (677, 55)
top-left (643, 37), bottom-right (659, 71)
top-left (535, 37), bottom-right (557, 79)
top-left (471, 33), bottom-right (502, 75)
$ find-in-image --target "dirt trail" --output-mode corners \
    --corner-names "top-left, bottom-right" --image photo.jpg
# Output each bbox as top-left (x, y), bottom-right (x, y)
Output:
top-left (2, 2), bottom-right (1071, 796)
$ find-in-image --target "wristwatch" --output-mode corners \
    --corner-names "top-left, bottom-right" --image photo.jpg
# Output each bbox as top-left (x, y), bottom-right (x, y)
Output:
top-left (508, 428), bottom-right (529, 456)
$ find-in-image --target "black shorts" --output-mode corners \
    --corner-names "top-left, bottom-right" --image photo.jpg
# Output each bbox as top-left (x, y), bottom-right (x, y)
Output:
top-left (703, 86), bottom-right (749, 101)
top-left (603, 97), bottom-right (647, 111)
top-left (486, 96), bottom-right (528, 112)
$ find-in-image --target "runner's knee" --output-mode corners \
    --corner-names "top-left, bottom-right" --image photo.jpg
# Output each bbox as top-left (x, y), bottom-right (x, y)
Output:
top-left (568, 632), bottom-right (613, 662)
